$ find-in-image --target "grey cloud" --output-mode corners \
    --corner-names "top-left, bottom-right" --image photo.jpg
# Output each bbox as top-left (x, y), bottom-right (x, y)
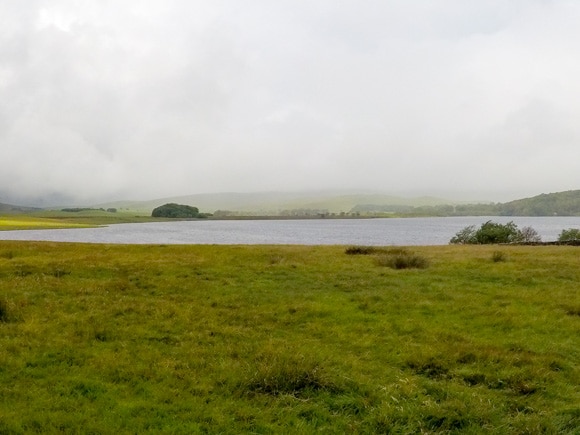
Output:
top-left (1, 1), bottom-right (579, 205)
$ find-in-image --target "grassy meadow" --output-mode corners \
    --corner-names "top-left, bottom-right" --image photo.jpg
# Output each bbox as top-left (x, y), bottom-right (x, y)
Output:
top-left (0, 211), bottom-right (159, 231)
top-left (0, 241), bottom-right (578, 433)
top-left (0, 216), bottom-right (94, 231)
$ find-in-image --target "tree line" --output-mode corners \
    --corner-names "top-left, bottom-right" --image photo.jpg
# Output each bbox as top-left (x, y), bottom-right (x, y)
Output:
top-left (352, 190), bottom-right (580, 217)
top-left (450, 221), bottom-right (580, 244)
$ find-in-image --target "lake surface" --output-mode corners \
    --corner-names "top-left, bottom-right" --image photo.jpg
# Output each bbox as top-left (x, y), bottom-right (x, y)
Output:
top-left (1, 216), bottom-right (579, 245)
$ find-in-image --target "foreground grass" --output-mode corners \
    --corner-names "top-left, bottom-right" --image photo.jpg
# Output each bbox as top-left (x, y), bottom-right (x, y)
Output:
top-left (0, 242), bottom-right (578, 433)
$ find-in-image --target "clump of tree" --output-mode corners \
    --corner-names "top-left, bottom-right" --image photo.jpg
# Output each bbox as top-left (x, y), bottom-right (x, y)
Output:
top-left (151, 203), bottom-right (206, 218)
top-left (557, 228), bottom-right (580, 242)
top-left (450, 221), bottom-right (541, 244)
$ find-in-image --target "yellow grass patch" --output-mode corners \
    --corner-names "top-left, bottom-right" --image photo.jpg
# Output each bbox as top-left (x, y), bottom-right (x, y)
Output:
top-left (0, 216), bottom-right (90, 230)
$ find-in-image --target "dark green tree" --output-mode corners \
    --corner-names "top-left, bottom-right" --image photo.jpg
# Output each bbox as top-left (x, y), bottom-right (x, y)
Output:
top-left (151, 203), bottom-right (200, 218)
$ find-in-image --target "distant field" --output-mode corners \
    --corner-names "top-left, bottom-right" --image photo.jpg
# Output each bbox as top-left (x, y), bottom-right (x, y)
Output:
top-left (0, 242), bottom-right (578, 433)
top-left (0, 216), bottom-right (93, 230)
top-left (0, 211), bottom-right (155, 231)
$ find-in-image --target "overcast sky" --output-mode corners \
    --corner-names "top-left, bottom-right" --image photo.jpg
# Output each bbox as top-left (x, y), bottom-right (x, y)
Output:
top-left (2, 1), bottom-right (580, 205)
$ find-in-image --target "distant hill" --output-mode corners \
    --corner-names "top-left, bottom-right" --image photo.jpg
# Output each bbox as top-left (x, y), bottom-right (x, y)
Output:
top-left (498, 190), bottom-right (580, 216)
top-left (353, 190), bottom-right (580, 216)
top-left (95, 189), bottom-right (580, 217)
top-left (0, 202), bottom-right (41, 214)
top-left (96, 191), bottom-right (453, 215)
top-left (6, 189), bottom-right (579, 217)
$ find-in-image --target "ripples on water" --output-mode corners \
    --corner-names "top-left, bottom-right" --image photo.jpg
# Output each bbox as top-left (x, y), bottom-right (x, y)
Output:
top-left (1, 216), bottom-right (579, 245)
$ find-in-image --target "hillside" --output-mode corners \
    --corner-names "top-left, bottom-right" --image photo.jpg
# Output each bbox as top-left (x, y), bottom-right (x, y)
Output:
top-left (0, 202), bottom-right (40, 214)
top-left (498, 190), bottom-right (580, 216)
top-left (352, 190), bottom-right (580, 217)
top-left (5, 190), bottom-right (580, 217)
top-left (96, 191), bottom-right (453, 215)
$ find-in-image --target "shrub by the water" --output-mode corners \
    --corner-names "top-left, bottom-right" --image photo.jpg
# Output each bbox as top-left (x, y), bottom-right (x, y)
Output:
top-left (558, 228), bottom-right (580, 242)
top-left (519, 226), bottom-right (542, 243)
top-left (450, 221), bottom-right (541, 244)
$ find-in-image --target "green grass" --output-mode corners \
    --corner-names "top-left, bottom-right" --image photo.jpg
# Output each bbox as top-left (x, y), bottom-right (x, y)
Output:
top-left (0, 242), bottom-right (578, 433)
top-left (0, 216), bottom-right (95, 230)
top-left (0, 211), bottom-right (165, 230)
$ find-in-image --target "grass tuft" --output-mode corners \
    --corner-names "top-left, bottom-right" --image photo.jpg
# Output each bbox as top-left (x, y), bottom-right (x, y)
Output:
top-left (13, 263), bottom-right (36, 277)
top-left (405, 357), bottom-right (450, 380)
top-left (461, 372), bottom-right (487, 386)
top-left (345, 246), bottom-right (377, 255)
top-left (345, 246), bottom-right (410, 256)
top-left (424, 413), bottom-right (471, 431)
top-left (243, 354), bottom-right (340, 396)
top-left (563, 305), bottom-right (580, 317)
top-left (553, 408), bottom-right (580, 432)
top-left (0, 250), bottom-right (15, 259)
top-left (50, 264), bottom-right (71, 278)
top-left (0, 298), bottom-right (22, 323)
top-left (376, 251), bottom-right (429, 269)
top-left (492, 251), bottom-right (508, 262)
top-left (268, 255), bottom-right (284, 265)
top-left (0, 299), bottom-right (11, 323)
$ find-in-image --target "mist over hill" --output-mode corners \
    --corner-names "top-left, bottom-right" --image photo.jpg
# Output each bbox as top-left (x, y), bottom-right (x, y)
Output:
top-left (498, 190), bottom-right (580, 216)
top-left (95, 191), bottom-right (455, 215)
top-left (0, 202), bottom-right (41, 214)
top-left (96, 189), bottom-right (580, 217)
top-left (3, 189), bottom-right (580, 218)
top-left (352, 190), bottom-right (580, 216)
